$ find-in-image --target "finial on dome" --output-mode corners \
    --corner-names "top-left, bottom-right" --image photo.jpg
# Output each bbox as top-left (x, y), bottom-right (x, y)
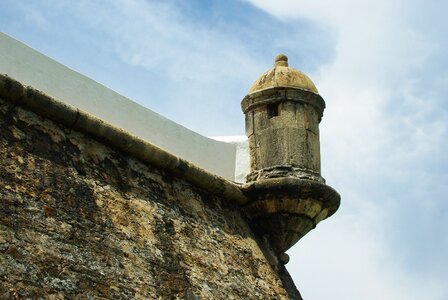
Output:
top-left (274, 54), bottom-right (288, 67)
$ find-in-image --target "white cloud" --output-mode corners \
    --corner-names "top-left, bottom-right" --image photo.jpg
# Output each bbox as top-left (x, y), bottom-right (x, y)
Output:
top-left (290, 211), bottom-right (446, 300)
top-left (246, 0), bottom-right (448, 299)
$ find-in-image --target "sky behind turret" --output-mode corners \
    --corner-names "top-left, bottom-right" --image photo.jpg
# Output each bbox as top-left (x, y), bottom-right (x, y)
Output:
top-left (1, 0), bottom-right (447, 299)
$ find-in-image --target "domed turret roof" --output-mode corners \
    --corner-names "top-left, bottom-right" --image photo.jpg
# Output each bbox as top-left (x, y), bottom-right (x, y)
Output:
top-left (248, 54), bottom-right (319, 94)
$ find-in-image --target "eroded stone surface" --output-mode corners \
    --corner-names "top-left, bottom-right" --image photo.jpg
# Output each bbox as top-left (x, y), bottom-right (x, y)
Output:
top-left (240, 55), bottom-right (340, 258)
top-left (0, 98), bottom-right (298, 299)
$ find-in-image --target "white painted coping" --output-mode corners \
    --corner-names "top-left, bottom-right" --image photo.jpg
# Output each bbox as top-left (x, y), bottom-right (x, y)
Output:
top-left (212, 136), bottom-right (249, 183)
top-left (0, 32), bottom-right (236, 180)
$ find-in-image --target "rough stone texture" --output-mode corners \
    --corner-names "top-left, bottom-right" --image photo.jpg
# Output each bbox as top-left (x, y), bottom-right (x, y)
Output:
top-left (244, 54), bottom-right (323, 183)
top-left (242, 178), bottom-right (340, 253)
top-left (240, 55), bottom-right (340, 256)
top-left (242, 85), bottom-right (326, 185)
top-left (0, 97), bottom-right (300, 299)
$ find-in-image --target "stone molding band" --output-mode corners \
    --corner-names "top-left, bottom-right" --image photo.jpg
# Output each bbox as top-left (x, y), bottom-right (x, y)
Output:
top-left (0, 73), bottom-right (248, 205)
top-left (242, 177), bottom-right (341, 219)
top-left (246, 165), bottom-right (325, 183)
top-left (241, 87), bottom-right (326, 119)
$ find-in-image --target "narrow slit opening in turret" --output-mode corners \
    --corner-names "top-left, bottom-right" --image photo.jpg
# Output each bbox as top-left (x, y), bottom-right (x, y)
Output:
top-left (267, 103), bottom-right (280, 118)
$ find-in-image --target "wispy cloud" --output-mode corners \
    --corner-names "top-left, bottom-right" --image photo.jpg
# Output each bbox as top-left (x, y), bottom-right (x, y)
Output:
top-left (1, 0), bottom-right (334, 135)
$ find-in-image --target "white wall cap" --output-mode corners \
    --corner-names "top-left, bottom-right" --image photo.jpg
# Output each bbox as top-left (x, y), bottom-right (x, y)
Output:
top-left (0, 32), bottom-right (236, 180)
top-left (213, 136), bottom-right (249, 183)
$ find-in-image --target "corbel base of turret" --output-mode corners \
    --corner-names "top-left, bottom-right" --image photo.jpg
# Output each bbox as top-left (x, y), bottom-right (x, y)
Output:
top-left (242, 177), bottom-right (340, 254)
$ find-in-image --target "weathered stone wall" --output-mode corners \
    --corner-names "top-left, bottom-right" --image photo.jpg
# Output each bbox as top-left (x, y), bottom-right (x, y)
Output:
top-left (0, 97), bottom-right (298, 299)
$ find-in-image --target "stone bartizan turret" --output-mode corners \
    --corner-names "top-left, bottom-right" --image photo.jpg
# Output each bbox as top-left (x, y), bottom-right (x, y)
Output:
top-left (241, 54), bottom-right (340, 260)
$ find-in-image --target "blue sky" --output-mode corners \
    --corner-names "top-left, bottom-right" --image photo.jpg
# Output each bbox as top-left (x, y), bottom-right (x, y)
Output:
top-left (1, 0), bottom-right (447, 299)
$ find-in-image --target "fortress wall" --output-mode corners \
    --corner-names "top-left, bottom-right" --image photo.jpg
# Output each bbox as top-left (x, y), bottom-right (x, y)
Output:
top-left (0, 93), bottom-right (296, 299)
